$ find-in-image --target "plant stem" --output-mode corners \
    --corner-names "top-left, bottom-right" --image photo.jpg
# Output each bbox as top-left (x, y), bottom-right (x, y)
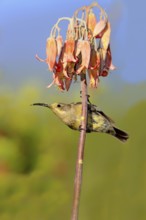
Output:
top-left (71, 73), bottom-right (88, 220)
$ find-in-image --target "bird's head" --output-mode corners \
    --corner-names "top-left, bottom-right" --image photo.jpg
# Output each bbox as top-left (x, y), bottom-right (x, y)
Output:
top-left (32, 102), bottom-right (72, 119)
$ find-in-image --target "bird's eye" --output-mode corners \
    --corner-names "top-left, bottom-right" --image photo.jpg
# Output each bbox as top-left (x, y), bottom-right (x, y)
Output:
top-left (57, 104), bottom-right (61, 108)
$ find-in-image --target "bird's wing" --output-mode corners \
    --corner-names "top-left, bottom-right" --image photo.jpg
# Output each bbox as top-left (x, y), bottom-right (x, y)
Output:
top-left (89, 104), bottom-right (115, 124)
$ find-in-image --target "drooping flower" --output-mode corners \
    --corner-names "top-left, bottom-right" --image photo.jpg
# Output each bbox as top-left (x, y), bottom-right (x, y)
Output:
top-left (76, 40), bottom-right (91, 74)
top-left (87, 10), bottom-right (97, 33)
top-left (36, 37), bottom-right (57, 72)
top-left (56, 35), bottom-right (63, 57)
top-left (65, 75), bottom-right (72, 91)
top-left (46, 37), bottom-right (57, 71)
top-left (88, 69), bottom-right (99, 88)
top-left (36, 2), bottom-right (116, 91)
top-left (93, 20), bottom-right (107, 38)
top-left (63, 39), bottom-right (76, 63)
top-left (58, 44), bottom-right (75, 79)
top-left (75, 40), bottom-right (82, 57)
top-left (53, 72), bottom-right (65, 91)
top-left (89, 48), bottom-right (100, 70)
top-left (88, 48), bottom-right (100, 88)
top-left (101, 22), bottom-right (111, 60)
top-left (100, 45), bottom-right (116, 77)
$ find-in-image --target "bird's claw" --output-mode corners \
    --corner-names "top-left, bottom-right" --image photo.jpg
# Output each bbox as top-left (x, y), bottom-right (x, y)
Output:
top-left (79, 125), bottom-right (86, 132)
top-left (80, 92), bottom-right (91, 103)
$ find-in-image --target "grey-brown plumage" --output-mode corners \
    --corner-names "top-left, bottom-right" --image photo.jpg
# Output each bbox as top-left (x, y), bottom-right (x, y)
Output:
top-left (32, 102), bottom-right (129, 142)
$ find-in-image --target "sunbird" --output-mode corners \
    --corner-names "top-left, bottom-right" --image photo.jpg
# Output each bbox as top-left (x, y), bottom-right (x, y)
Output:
top-left (32, 102), bottom-right (129, 142)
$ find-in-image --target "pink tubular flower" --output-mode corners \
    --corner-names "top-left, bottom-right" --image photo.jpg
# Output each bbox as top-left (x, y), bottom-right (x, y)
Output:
top-left (87, 10), bottom-right (97, 33)
top-left (53, 72), bottom-right (65, 91)
top-left (88, 49), bottom-right (100, 88)
top-left (36, 37), bottom-right (57, 72)
top-left (56, 35), bottom-right (63, 57)
top-left (76, 40), bottom-right (91, 74)
top-left (101, 22), bottom-right (111, 60)
top-left (88, 69), bottom-right (99, 88)
top-left (63, 38), bottom-right (76, 63)
top-left (93, 20), bottom-right (107, 38)
top-left (46, 37), bottom-right (57, 71)
top-left (100, 45), bottom-right (116, 77)
top-left (65, 75), bottom-right (72, 91)
top-left (88, 49), bottom-right (100, 70)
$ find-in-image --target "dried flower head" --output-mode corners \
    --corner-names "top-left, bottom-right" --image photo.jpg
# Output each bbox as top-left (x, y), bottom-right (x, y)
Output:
top-left (36, 2), bottom-right (116, 91)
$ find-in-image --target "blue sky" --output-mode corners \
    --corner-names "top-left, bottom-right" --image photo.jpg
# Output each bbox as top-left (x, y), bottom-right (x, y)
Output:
top-left (0, 0), bottom-right (146, 87)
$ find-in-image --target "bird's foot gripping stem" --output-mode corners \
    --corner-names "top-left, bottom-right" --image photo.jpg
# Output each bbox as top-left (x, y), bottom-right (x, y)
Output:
top-left (79, 125), bottom-right (87, 132)
top-left (80, 91), bottom-right (91, 104)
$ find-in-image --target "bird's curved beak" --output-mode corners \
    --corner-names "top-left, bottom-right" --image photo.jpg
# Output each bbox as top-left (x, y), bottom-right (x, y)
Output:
top-left (31, 103), bottom-right (51, 108)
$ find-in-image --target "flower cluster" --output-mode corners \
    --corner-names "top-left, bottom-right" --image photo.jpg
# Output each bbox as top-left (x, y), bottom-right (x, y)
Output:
top-left (36, 2), bottom-right (115, 91)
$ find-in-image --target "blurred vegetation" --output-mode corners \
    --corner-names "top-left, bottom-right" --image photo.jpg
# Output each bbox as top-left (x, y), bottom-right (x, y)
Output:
top-left (0, 82), bottom-right (146, 220)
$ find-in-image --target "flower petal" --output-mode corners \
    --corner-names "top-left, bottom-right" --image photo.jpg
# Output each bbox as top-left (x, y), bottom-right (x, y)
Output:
top-left (76, 40), bottom-right (91, 74)
top-left (75, 40), bottom-right (82, 57)
top-left (97, 48), bottom-right (104, 76)
top-left (61, 61), bottom-right (70, 79)
top-left (105, 45), bottom-right (116, 71)
top-left (67, 62), bottom-right (75, 74)
top-left (54, 62), bottom-right (63, 73)
top-left (54, 72), bottom-right (65, 91)
top-left (101, 22), bottom-right (111, 60)
top-left (81, 40), bottom-right (91, 68)
top-left (87, 11), bottom-right (97, 33)
top-left (88, 49), bottom-right (100, 70)
top-left (100, 69), bottom-right (109, 77)
top-left (46, 79), bottom-right (55, 88)
top-left (56, 35), bottom-right (63, 57)
top-left (88, 69), bottom-right (99, 88)
top-left (64, 39), bottom-right (76, 62)
top-left (65, 75), bottom-right (72, 91)
top-left (46, 37), bottom-right (57, 71)
top-left (93, 20), bottom-right (107, 38)
top-left (35, 54), bottom-right (45, 62)
top-left (99, 45), bottom-right (116, 77)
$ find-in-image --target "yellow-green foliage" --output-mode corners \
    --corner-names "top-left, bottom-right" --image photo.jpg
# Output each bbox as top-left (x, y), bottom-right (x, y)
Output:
top-left (0, 84), bottom-right (146, 220)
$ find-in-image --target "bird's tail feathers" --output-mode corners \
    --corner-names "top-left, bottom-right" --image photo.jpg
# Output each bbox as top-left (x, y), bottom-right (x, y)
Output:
top-left (113, 127), bottom-right (129, 142)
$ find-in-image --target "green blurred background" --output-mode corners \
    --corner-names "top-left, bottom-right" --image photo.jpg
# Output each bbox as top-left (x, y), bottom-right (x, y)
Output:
top-left (0, 79), bottom-right (146, 220)
top-left (1, 0), bottom-right (146, 219)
